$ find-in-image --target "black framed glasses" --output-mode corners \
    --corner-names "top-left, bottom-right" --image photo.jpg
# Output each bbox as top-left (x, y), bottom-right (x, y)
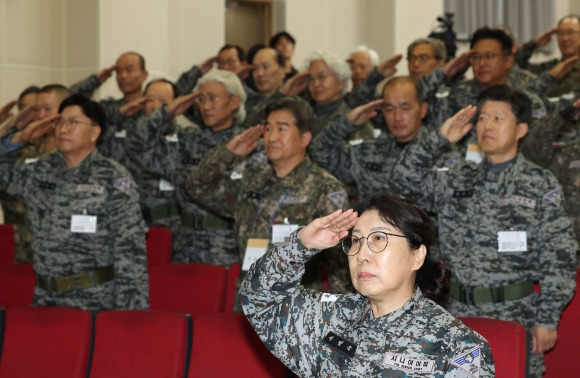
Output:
top-left (341, 231), bottom-right (407, 256)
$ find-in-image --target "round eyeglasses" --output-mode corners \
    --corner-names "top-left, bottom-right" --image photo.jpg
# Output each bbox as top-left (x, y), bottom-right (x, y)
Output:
top-left (341, 231), bottom-right (407, 256)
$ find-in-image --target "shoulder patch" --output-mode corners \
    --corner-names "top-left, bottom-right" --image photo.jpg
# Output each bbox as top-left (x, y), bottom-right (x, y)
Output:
top-left (328, 191), bottom-right (346, 208)
top-left (451, 346), bottom-right (481, 377)
top-left (543, 188), bottom-right (562, 207)
top-left (114, 176), bottom-right (131, 195)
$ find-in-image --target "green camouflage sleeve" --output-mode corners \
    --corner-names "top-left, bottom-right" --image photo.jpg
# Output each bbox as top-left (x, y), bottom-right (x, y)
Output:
top-left (520, 107), bottom-right (566, 167)
top-left (514, 40), bottom-right (537, 70)
top-left (175, 65), bottom-right (203, 96)
top-left (126, 106), bottom-right (177, 178)
top-left (108, 173), bottom-right (149, 309)
top-left (345, 68), bottom-right (384, 108)
top-left (69, 75), bottom-right (101, 98)
top-left (521, 71), bottom-right (556, 99)
top-left (420, 68), bottom-right (448, 100)
top-left (309, 115), bottom-right (359, 184)
top-left (186, 144), bottom-right (245, 219)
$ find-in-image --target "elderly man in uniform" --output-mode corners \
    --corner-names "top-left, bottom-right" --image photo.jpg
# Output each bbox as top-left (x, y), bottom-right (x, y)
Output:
top-left (127, 68), bottom-right (244, 265)
top-left (0, 94), bottom-right (149, 311)
top-left (187, 97), bottom-right (350, 308)
top-left (392, 85), bottom-right (577, 377)
top-left (406, 38), bottom-right (447, 80)
top-left (347, 45), bottom-right (379, 88)
top-left (515, 14), bottom-right (580, 97)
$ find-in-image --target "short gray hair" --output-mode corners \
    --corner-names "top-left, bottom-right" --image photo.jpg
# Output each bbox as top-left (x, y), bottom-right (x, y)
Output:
top-left (194, 68), bottom-right (247, 123)
top-left (349, 45), bottom-right (379, 67)
top-left (301, 51), bottom-right (351, 95)
top-left (407, 38), bottom-right (447, 62)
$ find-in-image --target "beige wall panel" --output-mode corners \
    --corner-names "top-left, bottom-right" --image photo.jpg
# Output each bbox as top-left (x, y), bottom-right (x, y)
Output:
top-left (366, 0), bottom-right (395, 66)
top-left (327, 0), bottom-right (366, 60)
top-left (3, 67), bottom-right (64, 98)
top-left (225, 2), bottom-right (266, 53)
top-left (65, 0), bottom-right (98, 70)
top-left (5, 0), bottom-right (64, 68)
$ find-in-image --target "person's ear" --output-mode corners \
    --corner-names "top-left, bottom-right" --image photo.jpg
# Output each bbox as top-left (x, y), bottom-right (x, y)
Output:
top-left (90, 125), bottom-right (102, 143)
top-left (412, 244), bottom-right (427, 271)
top-left (516, 122), bottom-right (529, 140)
top-left (301, 131), bottom-right (312, 147)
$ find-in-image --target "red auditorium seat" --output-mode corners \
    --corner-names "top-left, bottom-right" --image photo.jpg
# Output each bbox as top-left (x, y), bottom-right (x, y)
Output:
top-left (146, 226), bottom-right (172, 271)
top-left (459, 317), bottom-right (526, 378)
top-left (0, 264), bottom-right (35, 308)
top-left (90, 310), bottom-right (192, 378)
top-left (544, 267), bottom-right (580, 377)
top-left (149, 264), bottom-right (228, 316)
top-left (188, 313), bottom-right (289, 377)
top-left (224, 263), bottom-right (240, 313)
top-left (0, 224), bottom-right (15, 265)
top-left (0, 306), bottom-right (92, 378)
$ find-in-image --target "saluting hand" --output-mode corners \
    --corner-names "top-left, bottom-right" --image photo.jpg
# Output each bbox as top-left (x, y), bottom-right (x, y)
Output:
top-left (533, 28), bottom-right (557, 47)
top-left (440, 105), bottom-right (477, 143)
top-left (280, 71), bottom-right (310, 96)
top-left (199, 56), bottom-right (218, 74)
top-left (235, 63), bottom-right (254, 80)
top-left (120, 97), bottom-right (147, 117)
top-left (377, 54), bottom-right (403, 78)
top-left (226, 125), bottom-right (264, 157)
top-left (12, 105), bottom-right (37, 130)
top-left (298, 209), bottom-right (359, 250)
top-left (11, 114), bottom-right (59, 144)
top-left (96, 64), bottom-right (118, 83)
top-left (0, 99), bottom-right (17, 124)
top-left (443, 50), bottom-right (472, 78)
top-left (346, 99), bottom-right (384, 126)
top-left (167, 92), bottom-right (201, 116)
top-left (549, 55), bottom-right (579, 80)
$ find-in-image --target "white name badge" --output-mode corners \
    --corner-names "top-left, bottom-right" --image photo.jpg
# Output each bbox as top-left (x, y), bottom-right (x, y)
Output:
top-left (114, 130), bottom-right (127, 138)
top-left (71, 215), bottom-right (97, 233)
top-left (569, 160), bottom-right (580, 169)
top-left (271, 224), bottom-right (299, 244)
top-left (382, 353), bottom-right (435, 373)
top-left (465, 143), bottom-right (484, 164)
top-left (165, 133), bottom-right (179, 142)
top-left (242, 238), bottom-right (269, 271)
top-left (158, 179), bottom-right (175, 191)
top-left (498, 231), bottom-right (527, 252)
top-left (321, 293), bottom-right (340, 302)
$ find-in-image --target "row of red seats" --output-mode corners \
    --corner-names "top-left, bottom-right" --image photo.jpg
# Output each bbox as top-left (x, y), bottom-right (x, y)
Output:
top-left (0, 306), bottom-right (289, 377)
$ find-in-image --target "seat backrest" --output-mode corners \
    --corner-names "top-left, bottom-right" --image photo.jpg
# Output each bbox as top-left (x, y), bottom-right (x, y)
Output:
top-left (544, 267), bottom-right (580, 377)
top-left (146, 226), bottom-right (172, 270)
top-left (149, 264), bottom-right (228, 316)
top-left (224, 263), bottom-right (240, 313)
top-left (0, 264), bottom-right (35, 308)
top-left (0, 306), bottom-right (93, 378)
top-left (459, 317), bottom-right (526, 378)
top-left (0, 224), bottom-right (15, 265)
top-left (188, 313), bottom-right (289, 378)
top-left (90, 310), bottom-right (191, 378)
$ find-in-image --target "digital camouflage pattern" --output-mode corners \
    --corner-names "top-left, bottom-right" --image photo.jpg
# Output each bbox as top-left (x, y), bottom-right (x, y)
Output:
top-left (240, 231), bottom-right (495, 377)
top-left (0, 147), bottom-right (149, 311)
top-left (392, 129), bottom-right (578, 377)
top-left (515, 40), bottom-right (580, 98)
top-left (186, 145), bottom-right (351, 294)
top-left (126, 105), bottom-right (238, 265)
top-left (311, 99), bottom-right (374, 140)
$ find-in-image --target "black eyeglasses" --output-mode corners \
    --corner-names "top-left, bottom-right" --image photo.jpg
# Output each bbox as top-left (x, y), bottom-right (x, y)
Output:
top-left (341, 231), bottom-right (407, 256)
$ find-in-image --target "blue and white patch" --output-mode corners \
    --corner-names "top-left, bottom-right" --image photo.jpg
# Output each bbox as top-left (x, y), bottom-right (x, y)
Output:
top-left (532, 106), bottom-right (547, 119)
top-left (451, 346), bottom-right (481, 377)
top-left (328, 191), bottom-right (346, 208)
top-left (114, 177), bottom-right (131, 195)
top-left (543, 188), bottom-right (562, 207)
top-left (444, 154), bottom-right (461, 167)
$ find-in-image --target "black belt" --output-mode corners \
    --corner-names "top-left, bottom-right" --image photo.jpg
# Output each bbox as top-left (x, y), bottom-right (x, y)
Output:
top-left (181, 213), bottom-right (233, 230)
top-left (450, 281), bottom-right (534, 305)
top-left (36, 265), bottom-right (115, 293)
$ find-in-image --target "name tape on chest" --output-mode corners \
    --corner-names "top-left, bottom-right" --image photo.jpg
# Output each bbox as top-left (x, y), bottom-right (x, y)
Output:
top-left (451, 346), bottom-right (481, 377)
top-left (382, 353), bottom-right (435, 373)
top-left (284, 195), bottom-right (308, 205)
top-left (503, 195), bottom-right (536, 209)
top-left (159, 179), bottom-right (175, 191)
top-left (76, 184), bottom-right (105, 194)
top-left (25, 158), bottom-right (39, 165)
top-left (39, 181), bottom-right (56, 190)
top-left (569, 160), bottom-right (580, 169)
top-left (114, 130), bottom-right (127, 139)
top-left (452, 190), bottom-right (474, 198)
top-left (322, 332), bottom-right (357, 358)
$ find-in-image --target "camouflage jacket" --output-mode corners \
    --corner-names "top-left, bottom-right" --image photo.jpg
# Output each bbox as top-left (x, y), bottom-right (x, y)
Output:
top-left (392, 129), bottom-right (577, 329)
top-left (240, 231), bottom-right (495, 377)
top-left (312, 98), bottom-right (375, 140)
top-left (126, 105), bottom-right (239, 265)
top-left (0, 147), bottom-right (149, 311)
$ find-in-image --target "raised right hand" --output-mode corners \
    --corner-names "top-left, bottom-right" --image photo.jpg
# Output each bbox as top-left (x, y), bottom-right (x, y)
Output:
top-left (297, 209), bottom-right (359, 250)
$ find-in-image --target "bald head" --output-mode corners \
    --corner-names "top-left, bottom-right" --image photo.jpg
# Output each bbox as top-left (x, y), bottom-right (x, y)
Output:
top-left (252, 48), bottom-right (286, 96)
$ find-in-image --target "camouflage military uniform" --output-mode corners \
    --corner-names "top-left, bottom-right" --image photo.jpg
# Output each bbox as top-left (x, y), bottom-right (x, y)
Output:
top-left (312, 98), bottom-right (375, 140)
top-left (515, 40), bottom-right (580, 97)
top-left (240, 231), bottom-right (495, 377)
top-left (187, 145), bottom-right (351, 296)
top-left (392, 129), bottom-right (578, 377)
top-left (126, 105), bottom-right (238, 265)
top-left (420, 68), bottom-right (548, 130)
top-left (0, 146), bottom-right (149, 311)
